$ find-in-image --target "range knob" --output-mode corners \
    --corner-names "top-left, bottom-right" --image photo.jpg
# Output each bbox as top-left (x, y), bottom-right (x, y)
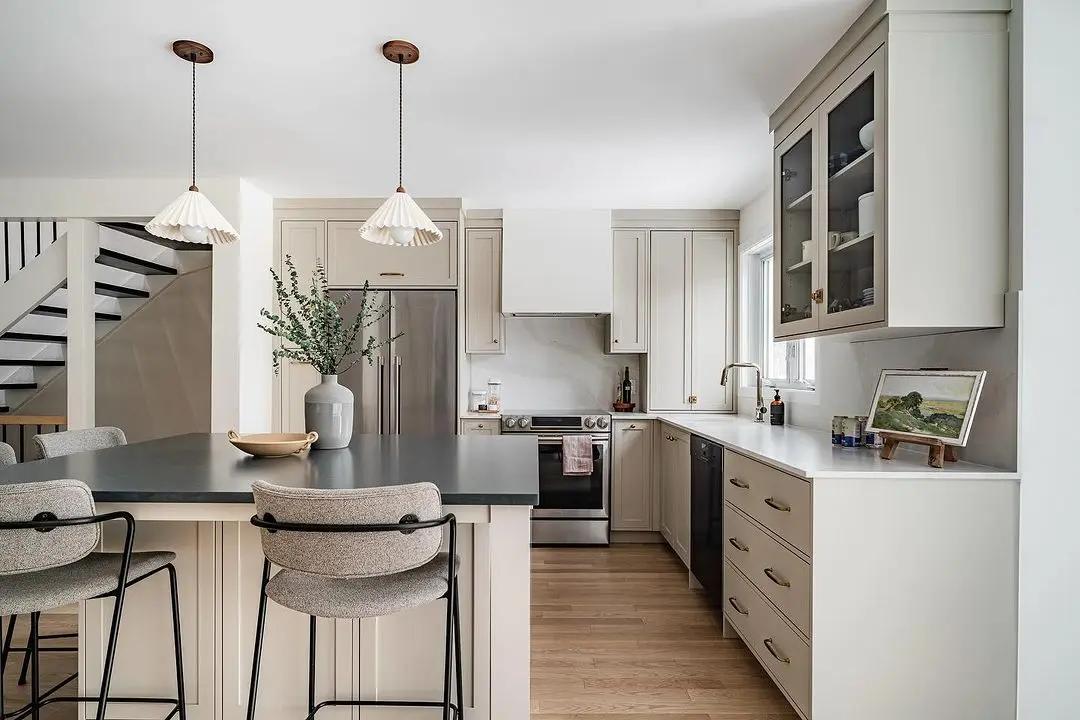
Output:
top-left (517, 417), bottom-right (530, 428)
top-left (503, 416), bottom-right (516, 430)
top-left (596, 416), bottom-right (609, 429)
top-left (584, 417), bottom-right (596, 429)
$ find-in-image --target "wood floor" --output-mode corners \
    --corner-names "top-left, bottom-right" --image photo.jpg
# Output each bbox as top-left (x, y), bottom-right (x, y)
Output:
top-left (532, 544), bottom-right (798, 719)
top-left (2, 614), bottom-right (78, 720)
top-left (6, 545), bottom-right (796, 720)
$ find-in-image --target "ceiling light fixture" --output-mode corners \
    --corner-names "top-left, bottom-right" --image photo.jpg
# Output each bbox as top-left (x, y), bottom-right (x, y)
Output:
top-left (359, 40), bottom-right (442, 247)
top-left (147, 40), bottom-right (239, 245)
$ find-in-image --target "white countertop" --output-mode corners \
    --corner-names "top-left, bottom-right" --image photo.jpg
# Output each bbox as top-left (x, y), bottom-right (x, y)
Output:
top-left (615, 413), bottom-right (1018, 481)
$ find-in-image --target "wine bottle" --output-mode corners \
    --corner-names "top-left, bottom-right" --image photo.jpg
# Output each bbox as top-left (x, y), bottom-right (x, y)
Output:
top-left (621, 366), bottom-right (633, 405)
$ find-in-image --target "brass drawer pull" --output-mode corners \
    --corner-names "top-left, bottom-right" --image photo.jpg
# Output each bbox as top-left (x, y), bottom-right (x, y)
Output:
top-left (379, 272), bottom-right (405, 277)
top-left (628, 424), bottom-right (637, 429)
top-left (764, 497), bottom-right (791, 512)
top-left (728, 477), bottom-right (750, 489)
top-left (763, 638), bottom-right (791, 664)
top-left (727, 537), bottom-right (749, 552)
top-left (727, 597), bottom-right (749, 616)
top-left (763, 567), bottom-right (791, 587)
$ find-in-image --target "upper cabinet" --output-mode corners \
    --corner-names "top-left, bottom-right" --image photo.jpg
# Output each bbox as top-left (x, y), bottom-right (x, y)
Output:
top-left (609, 229), bottom-right (649, 353)
top-left (465, 228), bottom-right (505, 354)
top-left (772, 5), bottom-right (1008, 340)
top-left (279, 220), bottom-right (326, 289)
top-left (326, 219), bottom-right (457, 287)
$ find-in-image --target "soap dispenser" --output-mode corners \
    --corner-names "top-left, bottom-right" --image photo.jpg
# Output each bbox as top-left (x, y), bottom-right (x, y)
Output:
top-left (770, 389), bottom-right (785, 426)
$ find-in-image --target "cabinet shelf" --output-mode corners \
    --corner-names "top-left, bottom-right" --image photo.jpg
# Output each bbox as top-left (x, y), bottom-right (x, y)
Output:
top-left (786, 189), bottom-right (813, 212)
top-left (830, 231), bottom-right (874, 254)
top-left (787, 257), bottom-right (813, 272)
top-left (828, 149), bottom-right (874, 211)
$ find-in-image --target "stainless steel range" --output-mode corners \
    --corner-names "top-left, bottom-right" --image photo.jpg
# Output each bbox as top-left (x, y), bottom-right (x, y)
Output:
top-left (501, 410), bottom-right (611, 545)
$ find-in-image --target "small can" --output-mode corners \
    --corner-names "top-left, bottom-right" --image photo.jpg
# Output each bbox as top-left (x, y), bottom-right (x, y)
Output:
top-left (841, 416), bottom-right (863, 447)
top-left (831, 416), bottom-right (846, 446)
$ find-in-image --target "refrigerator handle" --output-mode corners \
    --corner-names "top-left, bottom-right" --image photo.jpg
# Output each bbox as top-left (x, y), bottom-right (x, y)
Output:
top-left (377, 355), bottom-right (385, 434)
top-left (395, 355), bottom-right (402, 434)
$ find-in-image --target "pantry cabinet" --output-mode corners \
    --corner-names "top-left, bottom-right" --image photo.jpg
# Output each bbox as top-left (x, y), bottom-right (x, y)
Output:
top-left (611, 419), bottom-right (653, 531)
top-left (658, 424), bottom-right (691, 567)
top-left (647, 231), bottom-right (735, 412)
top-left (609, 230), bottom-right (649, 353)
top-left (325, 220), bottom-right (457, 287)
top-left (771, 7), bottom-right (1008, 340)
top-left (465, 229), bottom-right (505, 354)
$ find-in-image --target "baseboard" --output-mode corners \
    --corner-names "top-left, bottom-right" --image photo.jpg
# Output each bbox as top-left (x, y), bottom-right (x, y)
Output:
top-left (610, 530), bottom-right (664, 543)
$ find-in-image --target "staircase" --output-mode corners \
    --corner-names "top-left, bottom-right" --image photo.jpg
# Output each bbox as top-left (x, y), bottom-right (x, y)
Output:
top-left (0, 220), bottom-right (211, 414)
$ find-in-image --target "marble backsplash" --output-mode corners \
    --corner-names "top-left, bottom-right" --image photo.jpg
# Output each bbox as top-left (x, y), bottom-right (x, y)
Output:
top-left (468, 317), bottom-right (641, 411)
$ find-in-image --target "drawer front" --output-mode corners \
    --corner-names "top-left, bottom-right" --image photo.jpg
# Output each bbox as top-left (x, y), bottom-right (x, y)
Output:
top-left (724, 450), bottom-right (811, 556)
top-left (723, 504), bottom-right (811, 637)
top-left (724, 562), bottom-right (810, 717)
top-left (460, 419), bottom-right (499, 435)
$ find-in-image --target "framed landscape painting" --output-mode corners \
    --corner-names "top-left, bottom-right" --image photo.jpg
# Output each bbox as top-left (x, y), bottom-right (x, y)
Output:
top-left (866, 370), bottom-right (987, 446)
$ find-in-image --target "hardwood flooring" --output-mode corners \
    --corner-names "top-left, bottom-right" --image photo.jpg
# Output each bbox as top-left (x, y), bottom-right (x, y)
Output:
top-left (532, 544), bottom-right (798, 720)
top-left (2, 614), bottom-right (78, 720)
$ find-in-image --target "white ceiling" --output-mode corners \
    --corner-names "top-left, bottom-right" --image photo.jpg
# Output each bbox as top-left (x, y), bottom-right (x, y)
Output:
top-left (0, 0), bottom-right (867, 208)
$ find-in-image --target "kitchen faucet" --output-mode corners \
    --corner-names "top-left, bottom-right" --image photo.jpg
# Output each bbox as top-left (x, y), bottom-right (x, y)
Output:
top-left (720, 362), bottom-right (767, 423)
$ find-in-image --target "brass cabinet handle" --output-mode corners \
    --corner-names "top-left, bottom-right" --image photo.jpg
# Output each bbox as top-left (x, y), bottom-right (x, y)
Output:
top-left (493, 338), bottom-right (499, 343)
top-left (727, 537), bottom-right (750, 552)
top-left (810, 288), bottom-right (824, 303)
top-left (614, 338), bottom-right (620, 343)
top-left (688, 394), bottom-right (698, 404)
top-left (628, 424), bottom-right (637, 429)
top-left (763, 638), bottom-right (791, 664)
top-left (727, 597), bottom-right (749, 616)
top-left (763, 567), bottom-right (791, 587)
top-left (728, 477), bottom-right (750, 489)
top-left (379, 272), bottom-right (405, 277)
top-left (764, 497), bottom-right (791, 512)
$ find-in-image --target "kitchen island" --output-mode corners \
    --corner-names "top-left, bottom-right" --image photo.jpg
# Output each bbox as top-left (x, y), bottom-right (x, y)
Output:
top-left (0, 433), bottom-right (538, 720)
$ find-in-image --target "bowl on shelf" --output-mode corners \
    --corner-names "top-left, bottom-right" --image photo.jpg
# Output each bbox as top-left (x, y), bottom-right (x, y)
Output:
top-left (227, 430), bottom-right (319, 458)
top-left (859, 120), bottom-right (875, 151)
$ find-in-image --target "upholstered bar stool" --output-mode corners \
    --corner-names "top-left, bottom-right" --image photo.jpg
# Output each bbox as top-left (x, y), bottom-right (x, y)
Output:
top-left (0, 479), bottom-right (185, 720)
top-left (33, 427), bottom-right (127, 460)
top-left (0, 442), bottom-right (14, 466)
top-left (247, 480), bottom-right (463, 720)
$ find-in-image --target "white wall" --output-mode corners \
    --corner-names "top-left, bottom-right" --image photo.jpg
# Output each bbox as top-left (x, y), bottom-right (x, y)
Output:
top-left (468, 317), bottom-right (640, 410)
top-left (1016, 1), bottom-right (1080, 717)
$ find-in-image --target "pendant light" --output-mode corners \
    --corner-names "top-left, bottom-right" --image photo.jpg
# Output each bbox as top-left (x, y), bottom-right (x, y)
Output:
top-left (147, 40), bottom-right (239, 245)
top-left (359, 40), bottom-right (442, 247)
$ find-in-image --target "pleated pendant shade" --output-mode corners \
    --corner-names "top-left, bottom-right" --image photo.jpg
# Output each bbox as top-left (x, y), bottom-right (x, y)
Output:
top-left (147, 189), bottom-right (239, 245)
top-left (359, 190), bottom-right (443, 246)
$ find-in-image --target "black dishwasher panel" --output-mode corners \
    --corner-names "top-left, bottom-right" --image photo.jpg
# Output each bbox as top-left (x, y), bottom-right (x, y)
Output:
top-left (690, 435), bottom-right (724, 605)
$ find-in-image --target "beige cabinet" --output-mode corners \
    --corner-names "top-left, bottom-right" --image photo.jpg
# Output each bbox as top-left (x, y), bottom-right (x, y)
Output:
top-left (460, 418), bottom-right (500, 435)
top-left (325, 220), bottom-right (457, 287)
top-left (658, 424), bottom-right (691, 566)
top-left (280, 359), bottom-right (319, 433)
top-left (648, 231), bottom-right (735, 412)
top-left (279, 220), bottom-right (326, 289)
top-left (609, 230), bottom-right (648, 353)
top-left (465, 229), bottom-right (505, 354)
top-left (611, 419), bottom-right (653, 531)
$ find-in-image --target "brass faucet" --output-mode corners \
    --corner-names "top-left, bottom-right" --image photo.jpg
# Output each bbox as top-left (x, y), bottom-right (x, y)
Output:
top-left (720, 362), bottom-right (767, 423)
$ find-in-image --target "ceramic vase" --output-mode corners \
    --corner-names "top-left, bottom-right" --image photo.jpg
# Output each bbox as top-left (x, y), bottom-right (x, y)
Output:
top-left (304, 374), bottom-right (353, 449)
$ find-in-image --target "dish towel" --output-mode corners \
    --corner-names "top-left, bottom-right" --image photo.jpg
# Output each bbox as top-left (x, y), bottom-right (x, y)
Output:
top-left (562, 435), bottom-right (594, 476)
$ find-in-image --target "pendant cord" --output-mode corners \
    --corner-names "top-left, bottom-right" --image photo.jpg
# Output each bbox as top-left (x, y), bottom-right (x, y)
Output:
top-left (190, 55), bottom-right (197, 190)
top-left (398, 56), bottom-right (403, 190)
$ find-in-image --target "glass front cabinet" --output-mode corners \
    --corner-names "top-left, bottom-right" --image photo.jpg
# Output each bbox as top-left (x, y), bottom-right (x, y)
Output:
top-left (774, 46), bottom-right (887, 339)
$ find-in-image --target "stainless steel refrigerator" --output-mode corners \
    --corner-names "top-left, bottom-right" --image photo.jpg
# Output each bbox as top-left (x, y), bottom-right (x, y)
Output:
top-left (331, 290), bottom-right (456, 436)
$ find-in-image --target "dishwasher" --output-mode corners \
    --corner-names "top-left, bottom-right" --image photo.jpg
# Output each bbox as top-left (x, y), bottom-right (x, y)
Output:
top-left (690, 435), bottom-right (724, 605)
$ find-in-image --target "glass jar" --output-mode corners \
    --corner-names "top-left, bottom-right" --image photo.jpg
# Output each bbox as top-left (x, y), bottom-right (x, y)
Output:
top-left (469, 390), bottom-right (487, 412)
top-left (486, 379), bottom-right (502, 411)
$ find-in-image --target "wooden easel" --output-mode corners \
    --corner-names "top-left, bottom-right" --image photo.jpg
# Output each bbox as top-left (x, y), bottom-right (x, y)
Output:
top-left (879, 432), bottom-right (959, 469)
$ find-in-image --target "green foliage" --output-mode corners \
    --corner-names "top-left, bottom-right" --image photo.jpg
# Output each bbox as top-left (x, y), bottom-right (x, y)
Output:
top-left (257, 256), bottom-right (401, 376)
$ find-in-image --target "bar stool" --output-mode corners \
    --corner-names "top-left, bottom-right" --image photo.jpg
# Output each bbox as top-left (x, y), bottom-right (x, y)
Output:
top-left (33, 427), bottom-right (127, 460)
top-left (247, 480), bottom-right (462, 720)
top-left (0, 479), bottom-right (186, 720)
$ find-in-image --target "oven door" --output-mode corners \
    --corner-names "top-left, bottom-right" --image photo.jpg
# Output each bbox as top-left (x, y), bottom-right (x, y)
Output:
top-left (533, 435), bottom-right (610, 519)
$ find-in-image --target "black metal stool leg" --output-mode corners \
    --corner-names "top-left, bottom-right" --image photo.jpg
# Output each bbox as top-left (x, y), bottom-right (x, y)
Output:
top-left (96, 578), bottom-right (130, 720)
top-left (442, 580), bottom-right (454, 720)
top-left (307, 616), bottom-right (316, 718)
top-left (167, 565), bottom-right (187, 720)
top-left (1, 615), bottom-right (15, 673)
top-left (453, 579), bottom-right (463, 719)
top-left (29, 614), bottom-right (39, 720)
top-left (246, 559), bottom-right (271, 720)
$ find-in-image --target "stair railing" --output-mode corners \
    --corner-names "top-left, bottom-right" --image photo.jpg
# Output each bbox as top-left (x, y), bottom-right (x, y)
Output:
top-left (3, 220), bottom-right (64, 284)
top-left (0, 415), bottom-right (66, 462)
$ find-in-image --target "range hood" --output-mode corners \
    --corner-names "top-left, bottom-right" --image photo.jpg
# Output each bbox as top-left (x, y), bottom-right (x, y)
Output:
top-left (501, 209), bottom-right (613, 316)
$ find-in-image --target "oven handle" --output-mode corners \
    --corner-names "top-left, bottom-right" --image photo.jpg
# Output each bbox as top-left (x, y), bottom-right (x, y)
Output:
top-left (536, 436), bottom-right (610, 444)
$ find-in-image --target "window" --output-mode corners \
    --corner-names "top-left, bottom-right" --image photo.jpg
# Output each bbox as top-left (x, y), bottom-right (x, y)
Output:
top-left (741, 238), bottom-right (815, 389)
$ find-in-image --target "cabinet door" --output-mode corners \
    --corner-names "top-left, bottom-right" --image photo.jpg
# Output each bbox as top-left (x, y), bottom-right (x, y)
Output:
top-left (612, 420), bottom-right (652, 531)
top-left (465, 229), bottom-right (504, 354)
top-left (610, 230), bottom-right (649, 353)
top-left (460, 418), bottom-right (499, 435)
top-left (658, 428), bottom-right (676, 545)
top-left (326, 220), bottom-right (457, 287)
top-left (674, 432), bottom-right (692, 564)
top-left (818, 46), bottom-right (886, 331)
top-left (648, 232), bottom-right (691, 411)
top-left (689, 231), bottom-right (735, 411)
top-left (281, 359), bottom-right (320, 433)
top-left (280, 220), bottom-right (326, 289)
top-left (774, 114), bottom-right (821, 338)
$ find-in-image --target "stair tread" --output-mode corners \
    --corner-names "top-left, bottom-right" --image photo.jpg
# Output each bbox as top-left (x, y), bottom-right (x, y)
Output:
top-left (93, 281), bottom-right (150, 299)
top-left (32, 305), bottom-right (122, 322)
top-left (0, 382), bottom-right (37, 390)
top-left (0, 358), bottom-right (64, 366)
top-left (1, 332), bottom-right (67, 344)
top-left (96, 248), bottom-right (178, 276)
top-left (99, 222), bottom-right (210, 251)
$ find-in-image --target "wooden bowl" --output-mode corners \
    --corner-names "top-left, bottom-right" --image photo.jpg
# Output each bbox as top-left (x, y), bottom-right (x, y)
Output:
top-left (227, 430), bottom-right (318, 458)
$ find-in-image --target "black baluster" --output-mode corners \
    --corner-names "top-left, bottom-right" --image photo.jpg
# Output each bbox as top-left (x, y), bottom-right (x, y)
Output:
top-left (19, 424), bottom-right (24, 463)
top-left (53, 220), bottom-right (58, 244)
top-left (36, 222), bottom-right (41, 257)
top-left (3, 221), bottom-right (8, 282)
top-left (20, 221), bottom-right (25, 270)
